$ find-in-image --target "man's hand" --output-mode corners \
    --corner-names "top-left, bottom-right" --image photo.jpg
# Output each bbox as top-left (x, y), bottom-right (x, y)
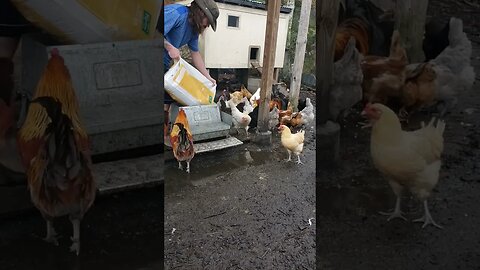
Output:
top-left (164, 39), bottom-right (180, 60)
top-left (167, 46), bottom-right (181, 60)
top-left (207, 77), bottom-right (216, 87)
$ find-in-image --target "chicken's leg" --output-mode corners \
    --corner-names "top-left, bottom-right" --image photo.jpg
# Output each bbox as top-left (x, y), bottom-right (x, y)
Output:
top-left (70, 219), bottom-right (81, 255)
top-left (379, 181), bottom-right (407, 221)
top-left (285, 150), bottom-right (292, 162)
top-left (178, 161), bottom-right (183, 170)
top-left (296, 154), bottom-right (303, 164)
top-left (413, 200), bottom-right (443, 229)
top-left (186, 161), bottom-right (190, 173)
top-left (43, 220), bottom-right (59, 245)
top-left (379, 196), bottom-right (407, 221)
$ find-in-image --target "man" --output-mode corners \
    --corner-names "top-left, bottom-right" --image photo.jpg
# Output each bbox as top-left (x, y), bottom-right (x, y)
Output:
top-left (161, 0), bottom-right (219, 147)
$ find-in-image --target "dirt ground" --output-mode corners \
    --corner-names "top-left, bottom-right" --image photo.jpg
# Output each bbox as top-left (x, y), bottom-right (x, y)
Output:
top-left (164, 90), bottom-right (316, 269)
top-left (0, 184), bottom-right (164, 270)
top-left (318, 1), bottom-right (480, 269)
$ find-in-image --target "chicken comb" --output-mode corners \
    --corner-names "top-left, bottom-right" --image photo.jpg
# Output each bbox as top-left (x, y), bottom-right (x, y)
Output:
top-left (50, 48), bottom-right (60, 56)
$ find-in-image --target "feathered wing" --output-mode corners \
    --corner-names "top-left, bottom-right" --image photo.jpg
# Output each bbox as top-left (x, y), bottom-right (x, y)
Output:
top-left (18, 97), bottom-right (95, 216)
top-left (17, 102), bottom-right (51, 168)
top-left (372, 118), bottom-right (445, 185)
top-left (170, 110), bottom-right (195, 162)
top-left (295, 130), bottom-right (305, 144)
top-left (431, 17), bottom-right (474, 95)
top-left (406, 118), bottom-right (445, 162)
top-left (293, 131), bottom-right (305, 154)
top-left (281, 127), bottom-right (305, 154)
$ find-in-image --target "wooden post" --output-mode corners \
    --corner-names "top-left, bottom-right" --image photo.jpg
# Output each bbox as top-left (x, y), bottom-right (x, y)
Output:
top-left (289, 0), bottom-right (312, 112)
top-left (395, 0), bottom-right (428, 63)
top-left (257, 0), bottom-right (281, 133)
top-left (317, 0), bottom-right (340, 124)
top-left (273, 68), bottom-right (280, 83)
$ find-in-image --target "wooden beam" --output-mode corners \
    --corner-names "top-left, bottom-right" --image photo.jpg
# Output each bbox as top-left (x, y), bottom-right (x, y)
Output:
top-left (273, 68), bottom-right (279, 82)
top-left (289, 0), bottom-right (312, 112)
top-left (395, 0), bottom-right (428, 63)
top-left (257, 0), bottom-right (281, 133)
top-left (317, 0), bottom-right (340, 124)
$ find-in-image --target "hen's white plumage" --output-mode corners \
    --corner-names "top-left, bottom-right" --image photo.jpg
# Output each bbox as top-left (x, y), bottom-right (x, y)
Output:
top-left (242, 97), bottom-right (254, 114)
top-left (365, 103), bottom-right (445, 228)
top-left (228, 99), bottom-right (251, 134)
top-left (423, 17), bottom-right (475, 115)
top-left (299, 97), bottom-right (315, 127)
top-left (249, 88), bottom-right (261, 108)
top-left (268, 106), bottom-right (279, 130)
top-left (279, 125), bottom-right (305, 164)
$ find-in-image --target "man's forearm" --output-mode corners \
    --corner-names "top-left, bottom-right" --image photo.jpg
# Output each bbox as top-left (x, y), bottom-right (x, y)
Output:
top-left (164, 39), bottom-right (174, 51)
top-left (190, 51), bottom-right (211, 79)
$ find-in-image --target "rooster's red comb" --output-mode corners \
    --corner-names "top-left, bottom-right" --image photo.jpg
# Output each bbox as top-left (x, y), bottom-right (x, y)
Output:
top-left (50, 48), bottom-right (60, 56)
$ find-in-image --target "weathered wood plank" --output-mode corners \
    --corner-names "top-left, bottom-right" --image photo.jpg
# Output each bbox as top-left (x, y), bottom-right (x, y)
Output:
top-left (395, 0), bottom-right (429, 63)
top-left (289, 0), bottom-right (312, 112)
top-left (317, 0), bottom-right (340, 124)
top-left (257, 0), bottom-right (281, 133)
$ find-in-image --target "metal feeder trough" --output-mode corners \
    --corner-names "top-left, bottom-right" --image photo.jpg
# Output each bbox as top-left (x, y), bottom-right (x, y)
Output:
top-left (168, 103), bottom-right (243, 154)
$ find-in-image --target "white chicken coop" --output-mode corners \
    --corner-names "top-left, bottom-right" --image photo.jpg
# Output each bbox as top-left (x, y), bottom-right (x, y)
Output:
top-left (198, 0), bottom-right (293, 90)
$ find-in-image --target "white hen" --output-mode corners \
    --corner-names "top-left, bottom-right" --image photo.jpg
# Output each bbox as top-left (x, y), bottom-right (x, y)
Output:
top-left (424, 17), bottom-right (475, 116)
top-left (268, 106), bottom-right (280, 130)
top-left (249, 87), bottom-right (261, 108)
top-left (278, 125), bottom-right (305, 164)
top-left (298, 97), bottom-right (315, 127)
top-left (363, 103), bottom-right (446, 228)
top-left (228, 99), bottom-right (251, 135)
top-left (242, 97), bottom-right (254, 114)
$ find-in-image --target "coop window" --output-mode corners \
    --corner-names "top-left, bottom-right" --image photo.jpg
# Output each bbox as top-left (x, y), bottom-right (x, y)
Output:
top-left (249, 47), bottom-right (260, 60)
top-left (228, 15), bottom-right (239, 28)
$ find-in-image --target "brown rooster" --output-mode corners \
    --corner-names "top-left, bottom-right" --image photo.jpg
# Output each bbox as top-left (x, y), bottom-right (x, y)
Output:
top-left (269, 98), bottom-right (283, 111)
top-left (170, 109), bottom-right (195, 173)
top-left (335, 18), bottom-right (370, 61)
top-left (361, 30), bottom-right (408, 105)
top-left (17, 48), bottom-right (96, 255)
top-left (399, 63), bottom-right (437, 119)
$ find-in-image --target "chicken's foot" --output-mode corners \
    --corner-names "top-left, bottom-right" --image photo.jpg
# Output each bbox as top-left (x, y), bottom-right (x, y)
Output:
top-left (296, 154), bottom-right (303, 165)
top-left (379, 196), bottom-right (407, 221)
top-left (43, 220), bottom-right (59, 246)
top-left (70, 219), bottom-right (81, 255)
top-left (413, 200), bottom-right (443, 229)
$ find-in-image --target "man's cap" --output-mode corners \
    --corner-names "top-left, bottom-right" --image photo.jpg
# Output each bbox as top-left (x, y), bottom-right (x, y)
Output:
top-left (194, 0), bottom-right (219, 31)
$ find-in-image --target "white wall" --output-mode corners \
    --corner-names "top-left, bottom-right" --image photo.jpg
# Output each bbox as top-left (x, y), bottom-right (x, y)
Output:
top-left (199, 2), bottom-right (291, 69)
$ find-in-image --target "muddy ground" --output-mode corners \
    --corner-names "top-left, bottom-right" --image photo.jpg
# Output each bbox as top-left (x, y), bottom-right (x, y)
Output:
top-left (164, 90), bottom-right (316, 269)
top-left (318, 1), bottom-right (480, 269)
top-left (0, 184), bottom-right (164, 270)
